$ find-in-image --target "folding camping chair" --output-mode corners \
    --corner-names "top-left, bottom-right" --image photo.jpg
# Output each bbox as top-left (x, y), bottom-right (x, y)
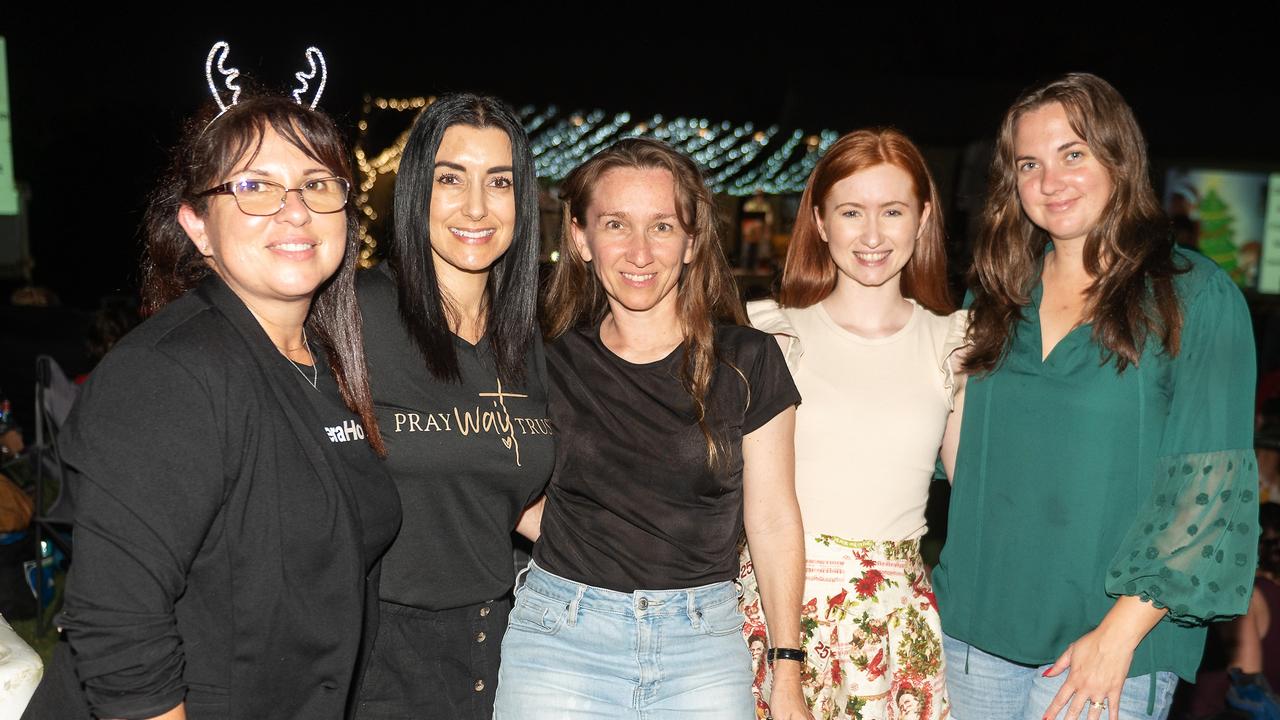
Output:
top-left (31, 355), bottom-right (78, 635)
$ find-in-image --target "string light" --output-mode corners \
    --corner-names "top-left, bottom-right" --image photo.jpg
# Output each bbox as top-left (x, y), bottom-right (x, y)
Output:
top-left (353, 101), bottom-right (846, 264)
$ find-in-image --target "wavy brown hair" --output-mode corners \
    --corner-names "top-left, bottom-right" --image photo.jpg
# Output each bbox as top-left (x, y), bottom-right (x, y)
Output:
top-left (966, 73), bottom-right (1184, 374)
top-left (140, 95), bottom-right (384, 454)
top-left (780, 128), bottom-right (953, 314)
top-left (544, 138), bottom-right (746, 465)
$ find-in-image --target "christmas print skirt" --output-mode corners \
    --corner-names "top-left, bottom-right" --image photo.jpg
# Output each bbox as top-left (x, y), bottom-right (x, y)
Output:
top-left (740, 535), bottom-right (949, 720)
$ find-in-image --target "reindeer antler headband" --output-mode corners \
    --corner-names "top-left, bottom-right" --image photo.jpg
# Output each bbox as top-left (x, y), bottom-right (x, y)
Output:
top-left (203, 41), bottom-right (329, 126)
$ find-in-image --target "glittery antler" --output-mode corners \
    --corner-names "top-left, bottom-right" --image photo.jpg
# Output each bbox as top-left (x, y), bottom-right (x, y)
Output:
top-left (204, 42), bottom-right (242, 115)
top-left (291, 47), bottom-right (327, 110)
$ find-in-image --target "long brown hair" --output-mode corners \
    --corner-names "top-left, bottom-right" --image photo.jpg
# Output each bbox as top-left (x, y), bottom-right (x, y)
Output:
top-left (965, 73), bottom-right (1184, 374)
top-left (544, 138), bottom-right (745, 465)
top-left (779, 128), bottom-right (953, 313)
top-left (141, 95), bottom-right (385, 454)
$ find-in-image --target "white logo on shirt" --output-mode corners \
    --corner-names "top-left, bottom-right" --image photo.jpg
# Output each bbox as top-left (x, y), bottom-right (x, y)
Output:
top-left (325, 419), bottom-right (366, 443)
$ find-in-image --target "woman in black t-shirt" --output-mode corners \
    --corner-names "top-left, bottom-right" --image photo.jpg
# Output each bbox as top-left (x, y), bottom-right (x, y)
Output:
top-left (493, 139), bottom-right (811, 720)
top-left (352, 94), bottom-right (554, 720)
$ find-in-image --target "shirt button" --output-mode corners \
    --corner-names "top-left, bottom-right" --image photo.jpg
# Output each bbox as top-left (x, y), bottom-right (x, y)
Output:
top-left (479, 606), bottom-right (491, 618)
top-left (474, 679), bottom-right (485, 692)
top-left (476, 631), bottom-right (487, 643)
top-left (638, 598), bottom-right (649, 610)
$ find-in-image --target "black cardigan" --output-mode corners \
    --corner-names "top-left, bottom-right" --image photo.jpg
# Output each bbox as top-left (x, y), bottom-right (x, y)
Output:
top-left (24, 276), bottom-right (397, 720)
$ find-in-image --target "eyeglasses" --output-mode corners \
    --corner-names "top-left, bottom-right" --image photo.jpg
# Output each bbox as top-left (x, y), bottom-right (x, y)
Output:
top-left (197, 177), bottom-right (350, 216)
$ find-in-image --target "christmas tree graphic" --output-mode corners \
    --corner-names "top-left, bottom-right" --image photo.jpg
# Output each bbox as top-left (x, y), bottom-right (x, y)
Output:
top-left (1197, 185), bottom-right (1242, 282)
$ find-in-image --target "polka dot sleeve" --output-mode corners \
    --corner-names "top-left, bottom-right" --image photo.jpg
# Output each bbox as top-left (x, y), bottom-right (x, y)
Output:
top-left (1105, 268), bottom-right (1259, 626)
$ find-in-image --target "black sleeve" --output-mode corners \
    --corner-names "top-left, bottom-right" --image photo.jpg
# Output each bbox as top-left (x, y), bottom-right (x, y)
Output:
top-left (740, 329), bottom-right (801, 435)
top-left (57, 345), bottom-right (228, 719)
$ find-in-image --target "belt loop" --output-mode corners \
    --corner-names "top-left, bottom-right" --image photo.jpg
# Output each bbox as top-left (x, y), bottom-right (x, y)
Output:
top-left (567, 585), bottom-right (585, 627)
top-left (513, 562), bottom-right (532, 598)
top-left (687, 589), bottom-right (699, 629)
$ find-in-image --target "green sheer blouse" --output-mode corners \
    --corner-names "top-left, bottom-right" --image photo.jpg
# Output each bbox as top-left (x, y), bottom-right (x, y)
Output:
top-left (934, 247), bottom-right (1258, 682)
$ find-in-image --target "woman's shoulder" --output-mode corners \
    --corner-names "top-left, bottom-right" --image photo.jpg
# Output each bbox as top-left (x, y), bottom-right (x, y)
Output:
top-left (745, 299), bottom-right (797, 336)
top-left (1171, 246), bottom-right (1242, 308)
top-left (713, 323), bottom-right (788, 372)
top-left (355, 263), bottom-right (398, 313)
top-left (108, 290), bottom-right (236, 370)
top-left (916, 305), bottom-right (971, 350)
top-left (744, 299), bottom-right (815, 372)
top-left (543, 326), bottom-right (594, 368)
top-left (714, 322), bottom-right (775, 350)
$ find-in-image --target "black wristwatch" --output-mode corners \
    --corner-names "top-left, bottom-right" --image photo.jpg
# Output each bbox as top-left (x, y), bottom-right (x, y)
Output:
top-left (766, 647), bottom-right (806, 664)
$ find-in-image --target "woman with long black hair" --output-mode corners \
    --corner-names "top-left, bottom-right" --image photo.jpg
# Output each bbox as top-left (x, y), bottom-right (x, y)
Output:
top-left (353, 94), bottom-right (553, 720)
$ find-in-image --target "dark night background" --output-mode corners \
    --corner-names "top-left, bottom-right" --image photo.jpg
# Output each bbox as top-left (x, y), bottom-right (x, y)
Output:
top-left (2, 9), bottom-right (1279, 308)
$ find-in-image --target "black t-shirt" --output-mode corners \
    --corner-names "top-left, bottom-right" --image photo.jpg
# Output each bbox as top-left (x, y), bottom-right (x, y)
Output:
top-left (292, 356), bottom-right (401, 574)
top-left (534, 323), bottom-right (801, 593)
top-left (358, 268), bottom-right (555, 610)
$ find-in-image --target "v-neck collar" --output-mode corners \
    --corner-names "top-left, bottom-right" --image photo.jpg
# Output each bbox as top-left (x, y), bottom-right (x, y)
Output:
top-left (1030, 245), bottom-right (1092, 366)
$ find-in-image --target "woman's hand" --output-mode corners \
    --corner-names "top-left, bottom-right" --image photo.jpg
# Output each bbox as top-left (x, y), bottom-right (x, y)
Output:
top-left (1041, 627), bottom-right (1133, 720)
top-left (767, 661), bottom-right (814, 720)
top-left (1042, 596), bottom-right (1166, 720)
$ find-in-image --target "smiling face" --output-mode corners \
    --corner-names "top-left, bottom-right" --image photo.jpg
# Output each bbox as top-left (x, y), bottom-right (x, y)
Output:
top-left (427, 124), bottom-right (516, 286)
top-left (1013, 102), bottom-right (1115, 245)
top-left (178, 126), bottom-right (348, 313)
top-left (814, 163), bottom-right (930, 295)
top-left (571, 166), bottom-right (694, 319)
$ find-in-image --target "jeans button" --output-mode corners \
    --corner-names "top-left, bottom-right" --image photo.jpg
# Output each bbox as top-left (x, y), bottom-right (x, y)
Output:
top-left (476, 631), bottom-right (487, 643)
top-left (638, 598), bottom-right (648, 610)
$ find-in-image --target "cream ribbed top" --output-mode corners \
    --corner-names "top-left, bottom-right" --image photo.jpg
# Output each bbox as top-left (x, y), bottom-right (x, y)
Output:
top-left (747, 299), bottom-right (968, 541)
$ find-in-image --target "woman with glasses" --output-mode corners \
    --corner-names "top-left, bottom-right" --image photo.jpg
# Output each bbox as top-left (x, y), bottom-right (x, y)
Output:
top-left (934, 73), bottom-right (1258, 720)
top-left (351, 94), bottom-right (552, 720)
top-left (24, 93), bottom-right (400, 720)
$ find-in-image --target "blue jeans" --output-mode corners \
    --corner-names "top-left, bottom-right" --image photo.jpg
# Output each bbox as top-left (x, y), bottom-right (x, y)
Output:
top-left (943, 633), bottom-right (1177, 720)
top-left (493, 562), bottom-right (755, 719)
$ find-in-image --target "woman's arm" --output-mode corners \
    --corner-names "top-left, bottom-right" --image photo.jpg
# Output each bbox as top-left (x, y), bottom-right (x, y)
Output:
top-left (742, 405), bottom-right (811, 720)
top-left (514, 496), bottom-right (545, 542)
top-left (59, 346), bottom-right (227, 719)
top-left (940, 376), bottom-right (965, 484)
top-left (1047, 267), bottom-right (1258, 720)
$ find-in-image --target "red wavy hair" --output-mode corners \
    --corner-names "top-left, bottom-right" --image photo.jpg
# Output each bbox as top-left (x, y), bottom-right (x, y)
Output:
top-left (779, 128), bottom-right (953, 314)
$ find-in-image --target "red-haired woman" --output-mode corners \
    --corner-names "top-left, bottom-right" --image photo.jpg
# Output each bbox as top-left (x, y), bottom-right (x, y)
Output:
top-left (742, 128), bottom-right (964, 720)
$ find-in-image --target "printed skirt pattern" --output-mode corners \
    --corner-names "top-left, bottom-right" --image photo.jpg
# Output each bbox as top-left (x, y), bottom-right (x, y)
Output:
top-left (740, 535), bottom-right (949, 720)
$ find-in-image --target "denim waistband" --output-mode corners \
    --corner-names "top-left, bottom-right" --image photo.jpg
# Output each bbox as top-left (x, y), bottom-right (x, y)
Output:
top-left (521, 561), bottom-right (740, 620)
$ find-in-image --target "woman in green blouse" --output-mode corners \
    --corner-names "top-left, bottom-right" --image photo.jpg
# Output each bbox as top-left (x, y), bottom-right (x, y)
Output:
top-left (934, 73), bottom-right (1258, 720)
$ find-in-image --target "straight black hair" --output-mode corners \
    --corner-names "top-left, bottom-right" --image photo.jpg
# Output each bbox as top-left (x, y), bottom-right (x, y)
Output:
top-left (387, 93), bottom-right (539, 383)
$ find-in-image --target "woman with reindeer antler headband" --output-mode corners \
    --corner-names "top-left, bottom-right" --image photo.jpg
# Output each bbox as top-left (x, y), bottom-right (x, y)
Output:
top-left (22, 44), bottom-right (401, 720)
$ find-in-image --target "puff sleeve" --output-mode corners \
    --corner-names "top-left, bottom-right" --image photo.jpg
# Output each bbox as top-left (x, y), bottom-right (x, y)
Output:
top-left (1105, 269), bottom-right (1259, 625)
top-left (940, 309), bottom-right (971, 411)
top-left (745, 299), bottom-right (802, 374)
